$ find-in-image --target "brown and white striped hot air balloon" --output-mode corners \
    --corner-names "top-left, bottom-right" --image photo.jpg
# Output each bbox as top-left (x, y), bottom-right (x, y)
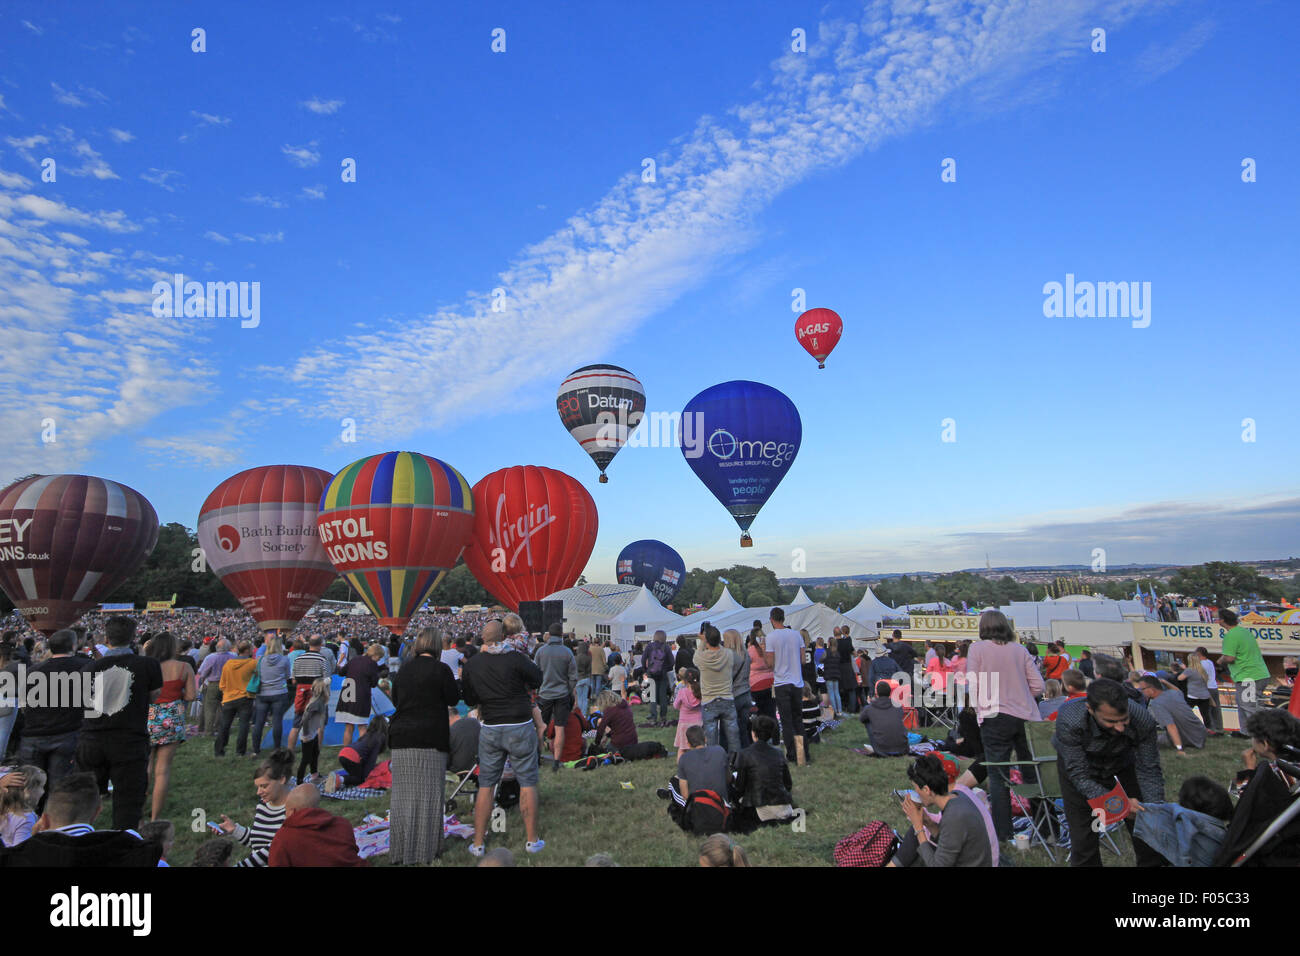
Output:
top-left (0, 474), bottom-right (159, 635)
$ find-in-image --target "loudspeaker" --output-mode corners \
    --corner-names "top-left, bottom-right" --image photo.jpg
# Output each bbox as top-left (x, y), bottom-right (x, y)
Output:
top-left (543, 600), bottom-right (564, 632)
top-left (518, 601), bottom-right (545, 635)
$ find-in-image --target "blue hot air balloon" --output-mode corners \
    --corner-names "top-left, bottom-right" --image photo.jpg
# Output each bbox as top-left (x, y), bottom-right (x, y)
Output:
top-left (681, 381), bottom-right (801, 547)
top-left (616, 539), bottom-right (687, 606)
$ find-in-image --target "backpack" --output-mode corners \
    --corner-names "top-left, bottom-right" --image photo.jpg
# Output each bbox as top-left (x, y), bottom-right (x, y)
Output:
top-left (615, 741), bottom-right (667, 761)
top-left (645, 643), bottom-right (668, 677)
top-left (683, 789), bottom-right (730, 836)
top-left (834, 821), bottom-right (900, 867)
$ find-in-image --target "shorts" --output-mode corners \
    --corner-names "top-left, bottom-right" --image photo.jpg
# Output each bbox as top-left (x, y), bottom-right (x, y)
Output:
top-left (148, 700), bottom-right (187, 746)
top-left (538, 695), bottom-right (572, 729)
top-left (478, 722), bottom-right (539, 789)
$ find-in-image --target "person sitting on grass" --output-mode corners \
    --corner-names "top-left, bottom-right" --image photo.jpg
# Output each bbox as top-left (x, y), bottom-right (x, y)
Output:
top-left (547, 701), bottom-right (591, 765)
top-left (216, 749), bottom-right (294, 867)
top-left (730, 715), bottom-right (794, 830)
top-left (1132, 774), bottom-right (1232, 867)
top-left (698, 833), bottom-right (750, 867)
top-left (591, 690), bottom-right (638, 753)
top-left (328, 715), bottom-right (389, 792)
top-left (137, 819), bottom-right (175, 866)
top-left (192, 838), bottom-right (235, 867)
top-left (1138, 675), bottom-right (1207, 754)
top-left (1037, 679), bottom-right (1067, 720)
top-left (889, 753), bottom-right (996, 868)
top-left (859, 680), bottom-right (909, 757)
top-left (268, 784), bottom-right (368, 867)
top-left (660, 725), bottom-right (730, 825)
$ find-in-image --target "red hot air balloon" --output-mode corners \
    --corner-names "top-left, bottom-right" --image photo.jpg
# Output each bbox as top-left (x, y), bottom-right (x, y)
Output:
top-left (795, 308), bottom-right (843, 368)
top-left (317, 452), bottom-right (476, 636)
top-left (0, 474), bottom-right (159, 635)
top-left (197, 465), bottom-right (338, 633)
top-left (461, 466), bottom-right (597, 611)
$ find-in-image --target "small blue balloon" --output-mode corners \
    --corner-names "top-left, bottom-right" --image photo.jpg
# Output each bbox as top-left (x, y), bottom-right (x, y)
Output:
top-left (681, 381), bottom-right (801, 546)
top-left (616, 539), bottom-right (687, 606)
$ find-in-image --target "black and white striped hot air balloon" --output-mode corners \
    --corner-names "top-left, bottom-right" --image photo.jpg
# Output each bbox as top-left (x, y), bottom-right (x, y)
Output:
top-left (556, 364), bottom-right (646, 483)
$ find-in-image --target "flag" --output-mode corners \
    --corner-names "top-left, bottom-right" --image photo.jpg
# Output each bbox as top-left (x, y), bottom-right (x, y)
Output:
top-left (1087, 778), bottom-right (1130, 827)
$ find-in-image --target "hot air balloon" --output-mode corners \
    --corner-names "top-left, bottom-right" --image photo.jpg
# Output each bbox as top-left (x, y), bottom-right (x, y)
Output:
top-left (795, 308), bottom-right (843, 368)
top-left (556, 364), bottom-right (646, 483)
top-left (197, 465), bottom-right (338, 633)
top-left (317, 452), bottom-right (475, 635)
top-left (461, 466), bottom-right (597, 610)
top-left (681, 381), bottom-right (801, 547)
top-left (616, 539), bottom-right (686, 606)
top-left (0, 474), bottom-right (158, 635)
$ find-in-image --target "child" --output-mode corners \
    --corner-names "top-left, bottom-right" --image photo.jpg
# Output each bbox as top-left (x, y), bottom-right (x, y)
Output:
top-left (0, 765), bottom-right (45, 847)
top-left (297, 677), bottom-right (330, 784)
top-left (673, 668), bottom-right (702, 759)
top-left (328, 715), bottom-right (388, 792)
top-left (608, 657), bottom-right (628, 700)
top-left (801, 684), bottom-right (822, 763)
top-left (139, 819), bottom-right (175, 866)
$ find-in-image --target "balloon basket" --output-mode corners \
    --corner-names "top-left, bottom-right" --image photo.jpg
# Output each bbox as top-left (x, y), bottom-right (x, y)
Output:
top-left (740, 533), bottom-right (753, 548)
top-left (598, 474), bottom-right (608, 483)
top-left (817, 362), bottom-right (825, 369)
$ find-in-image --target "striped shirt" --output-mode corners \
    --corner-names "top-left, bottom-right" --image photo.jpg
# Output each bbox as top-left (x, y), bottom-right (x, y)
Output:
top-left (292, 650), bottom-right (331, 684)
top-left (233, 801), bottom-right (286, 867)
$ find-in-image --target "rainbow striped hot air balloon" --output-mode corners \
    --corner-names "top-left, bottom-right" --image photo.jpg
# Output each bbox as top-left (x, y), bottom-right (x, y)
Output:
top-left (317, 452), bottom-right (475, 635)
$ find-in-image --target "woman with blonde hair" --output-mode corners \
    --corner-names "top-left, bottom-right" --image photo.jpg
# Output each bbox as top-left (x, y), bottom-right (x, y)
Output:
top-left (723, 628), bottom-right (752, 746)
top-left (1176, 648), bottom-right (1215, 730)
top-left (698, 833), bottom-right (750, 867)
top-left (251, 633), bottom-right (292, 757)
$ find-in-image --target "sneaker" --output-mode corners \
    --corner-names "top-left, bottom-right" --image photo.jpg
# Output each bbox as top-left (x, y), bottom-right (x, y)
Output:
top-left (467, 842), bottom-right (485, 858)
top-left (552, 758), bottom-right (561, 773)
top-left (1230, 731), bottom-right (1249, 739)
top-left (526, 839), bottom-right (546, 854)
top-left (655, 788), bottom-right (671, 800)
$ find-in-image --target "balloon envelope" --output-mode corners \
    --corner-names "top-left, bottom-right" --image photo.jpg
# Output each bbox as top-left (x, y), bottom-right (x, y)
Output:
top-left (317, 452), bottom-right (475, 635)
top-left (795, 308), bottom-right (843, 368)
top-left (461, 465), bottom-right (598, 611)
top-left (681, 381), bottom-right (801, 546)
top-left (197, 465), bottom-right (338, 632)
top-left (556, 364), bottom-right (646, 482)
top-left (616, 539), bottom-right (686, 606)
top-left (0, 474), bottom-right (158, 635)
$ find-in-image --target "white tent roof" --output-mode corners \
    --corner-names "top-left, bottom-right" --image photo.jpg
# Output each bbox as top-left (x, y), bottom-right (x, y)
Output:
top-left (542, 583), bottom-right (642, 618)
top-left (843, 587), bottom-right (895, 628)
top-left (610, 585), bottom-right (680, 626)
top-left (999, 598), bottom-right (1154, 631)
top-left (709, 585), bottom-right (744, 615)
top-left (790, 587), bottom-right (814, 607)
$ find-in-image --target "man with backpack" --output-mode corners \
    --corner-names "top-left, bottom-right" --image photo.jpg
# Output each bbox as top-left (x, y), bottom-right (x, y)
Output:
top-left (659, 725), bottom-right (731, 834)
top-left (643, 632), bottom-right (673, 728)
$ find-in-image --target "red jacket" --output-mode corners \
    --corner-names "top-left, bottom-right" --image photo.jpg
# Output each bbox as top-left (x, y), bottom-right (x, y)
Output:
top-left (268, 809), bottom-right (369, 867)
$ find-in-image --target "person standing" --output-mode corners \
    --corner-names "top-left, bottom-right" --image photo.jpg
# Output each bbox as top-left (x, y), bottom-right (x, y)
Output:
top-left (765, 607), bottom-right (805, 764)
top-left (964, 610), bottom-right (1043, 843)
top-left (1175, 649), bottom-right (1216, 733)
top-left (574, 639), bottom-right (594, 717)
top-left (214, 641), bottom-right (257, 758)
top-left (723, 628), bottom-right (752, 746)
top-left (589, 635), bottom-right (608, 698)
top-left (144, 632), bottom-right (196, 821)
top-left (1218, 610), bottom-right (1270, 736)
top-left (76, 616), bottom-right (163, 830)
top-left (337, 644), bottom-right (383, 748)
top-left (387, 628), bottom-right (459, 864)
top-left (696, 624), bottom-right (739, 753)
top-left (534, 624), bottom-right (577, 771)
top-left (461, 620), bottom-right (545, 857)
top-left (746, 631), bottom-right (775, 722)
top-left (195, 639), bottom-right (232, 736)
top-left (16, 629), bottom-right (89, 797)
top-left (837, 629), bottom-right (858, 715)
top-left (250, 635), bottom-right (292, 756)
top-left (286, 635), bottom-right (332, 752)
top-left (1051, 679), bottom-right (1167, 867)
top-left (642, 631), bottom-right (674, 728)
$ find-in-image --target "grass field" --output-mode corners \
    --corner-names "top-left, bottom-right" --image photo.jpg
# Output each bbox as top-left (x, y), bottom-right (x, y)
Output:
top-left (135, 704), bottom-right (1247, 867)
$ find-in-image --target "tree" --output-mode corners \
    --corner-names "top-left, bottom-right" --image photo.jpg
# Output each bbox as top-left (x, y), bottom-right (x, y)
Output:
top-left (1169, 562), bottom-right (1282, 604)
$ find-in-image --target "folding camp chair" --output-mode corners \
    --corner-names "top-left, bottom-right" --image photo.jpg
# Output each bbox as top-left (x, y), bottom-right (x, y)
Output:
top-left (1021, 720), bottom-right (1123, 859)
top-left (981, 721), bottom-right (1068, 863)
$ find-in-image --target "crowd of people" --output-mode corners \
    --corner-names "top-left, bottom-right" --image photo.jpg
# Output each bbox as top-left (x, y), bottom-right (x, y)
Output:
top-left (1, 602), bottom-right (1296, 868)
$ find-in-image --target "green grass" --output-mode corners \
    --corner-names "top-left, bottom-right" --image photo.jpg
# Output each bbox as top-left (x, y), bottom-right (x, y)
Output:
top-left (132, 705), bottom-right (1247, 867)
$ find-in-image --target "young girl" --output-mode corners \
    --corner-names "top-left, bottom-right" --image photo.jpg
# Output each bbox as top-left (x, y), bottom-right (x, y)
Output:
top-left (673, 668), bottom-right (702, 758)
top-left (328, 714), bottom-right (389, 792)
top-left (297, 677), bottom-right (330, 784)
top-left (800, 684), bottom-right (822, 762)
top-left (0, 765), bottom-right (46, 847)
top-left (608, 656), bottom-right (628, 700)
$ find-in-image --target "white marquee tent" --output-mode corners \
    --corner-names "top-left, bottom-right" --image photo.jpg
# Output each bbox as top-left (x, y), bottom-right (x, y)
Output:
top-left (842, 588), bottom-right (894, 633)
top-left (542, 582), bottom-right (681, 652)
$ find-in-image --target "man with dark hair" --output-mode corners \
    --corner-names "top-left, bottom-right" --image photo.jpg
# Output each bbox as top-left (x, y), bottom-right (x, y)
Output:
top-left (891, 754), bottom-right (994, 867)
top-left (859, 680), bottom-right (909, 756)
top-left (17, 628), bottom-right (89, 800)
top-left (889, 629), bottom-right (917, 678)
top-left (1092, 653), bottom-right (1144, 707)
top-left (696, 624), bottom-right (740, 753)
top-left (286, 634), bottom-right (332, 752)
top-left (534, 622), bottom-right (577, 772)
top-left (75, 616), bottom-right (162, 830)
top-left (765, 607), bottom-right (804, 763)
top-left (641, 631), bottom-right (673, 728)
top-left (1138, 676), bottom-right (1207, 752)
top-left (1052, 678), bottom-right (1166, 867)
top-left (1218, 609), bottom-right (1270, 735)
top-left (0, 772), bottom-right (160, 866)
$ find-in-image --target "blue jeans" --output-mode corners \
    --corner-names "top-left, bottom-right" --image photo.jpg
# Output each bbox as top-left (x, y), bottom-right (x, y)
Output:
top-left (18, 730), bottom-right (80, 798)
top-left (590, 675), bottom-right (605, 698)
top-left (734, 691), bottom-right (753, 747)
top-left (252, 692), bottom-right (291, 753)
top-left (648, 675), bottom-right (670, 722)
top-left (575, 678), bottom-right (594, 715)
top-left (825, 680), bottom-right (840, 712)
top-left (702, 697), bottom-right (741, 753)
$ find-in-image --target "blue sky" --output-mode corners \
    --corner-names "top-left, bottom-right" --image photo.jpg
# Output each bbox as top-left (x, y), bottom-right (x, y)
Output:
top-left (1, 0), bottom-right (1296, 582)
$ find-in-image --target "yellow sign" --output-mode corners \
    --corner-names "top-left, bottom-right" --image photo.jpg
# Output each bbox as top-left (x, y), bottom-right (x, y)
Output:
top-left (145, 598), bottom-right (176, 612)
top-left (908, 615), bottom-right (981, 632)
top-left (1131, 621), bottom-right (1300, 655)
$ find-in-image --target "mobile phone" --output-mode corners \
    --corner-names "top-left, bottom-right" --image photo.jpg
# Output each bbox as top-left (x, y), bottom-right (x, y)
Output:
top-left (892, 788), bottom-right (920, 803)
top-left (207, 821), bottom-right (224, 834)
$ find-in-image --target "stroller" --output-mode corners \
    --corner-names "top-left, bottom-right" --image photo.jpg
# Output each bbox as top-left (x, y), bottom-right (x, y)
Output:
top-left (1223, 751), bottom-right (1300, 867)
top-left (444, 760), bottom-right (521, 815)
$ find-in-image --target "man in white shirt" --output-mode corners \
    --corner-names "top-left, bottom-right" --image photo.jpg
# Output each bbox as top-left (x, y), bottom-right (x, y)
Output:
top-left (440, 636), bottom-right (464, 678)
top-left (764, 607), bottom-right (805, 763)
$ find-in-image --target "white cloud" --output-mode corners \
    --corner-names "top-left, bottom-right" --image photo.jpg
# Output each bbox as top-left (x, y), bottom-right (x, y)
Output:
top-left (6, 135), bottom-right (49, 150)
top-left (0, 169), bottom-right (32, 189)
top-left (241, 193), bottom-right (286, 209)
top-left (301, 184), bottom-right (326, 200)
top-left (22, 20), bottom-right (43, 35)
top-left (140, 168), bottom-right (182, 191)
top-left (286, 0), bottom-right (1166, 441)
top-left (51, 83), bottom-right (108, 108)
top-left (107, 128), bottom-right (135, 143)
top-left (189, 110), bottom-right (231, 127)
top-left (65, 139), bottom-right (117, 179)
top-left (258, 231), bottom-right (284, 243)
top-left (282, 141), bottom-right (320, 167)
top-left (204, 231), bottom-right (231, 244)
top-left (0, 193), bottom-right (139, 233)
top-left (302, 98), bottom-right (344, 115)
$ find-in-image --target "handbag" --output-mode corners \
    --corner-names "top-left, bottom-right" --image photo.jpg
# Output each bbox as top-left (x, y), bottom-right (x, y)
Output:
top-left (246, 660), bottom-right (262, 695)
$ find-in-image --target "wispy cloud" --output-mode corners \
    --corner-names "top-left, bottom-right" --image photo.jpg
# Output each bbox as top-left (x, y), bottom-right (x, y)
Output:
top-left (51, 82), bottom-right (108, 107)
top-left (140, 168), bottom-right (182, 191)
top-left (281, 141), bottom-right (320, 167)
top-left (301, 97), bottom-right (344, 115)
top-left (284, 0), bottom-right (1168, 441)
top-left (21, 20), bottom-right (43, 36)
top-left (0, 169), bottom-right (32, 189)
top-left (107, 127), bottom-right (135, 143)
top-left (204, 230), bottom-right (231, 244)
top-left (300, 184), bottom-right (326, 200)
top-left (241, 193), bottom-right (286, 209)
